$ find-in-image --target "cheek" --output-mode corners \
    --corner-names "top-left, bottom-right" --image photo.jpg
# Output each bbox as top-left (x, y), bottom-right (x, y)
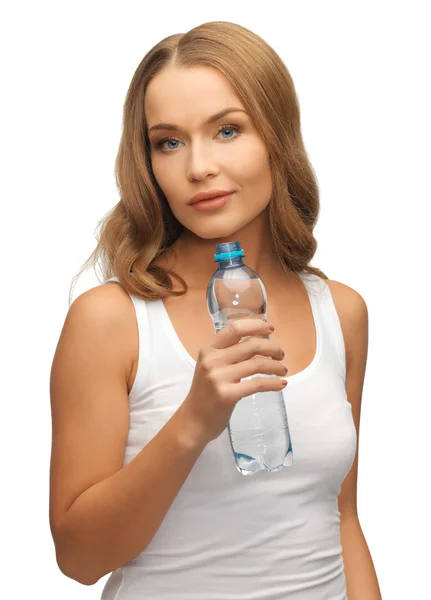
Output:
top-left (149, 156), bottom-right (174, 194)
top-left (241, 159), bottom-right (272, 206)
top-left (234, 144), bottom-right (271, 181)
top-left (149, 154), bottom-right (162, 180)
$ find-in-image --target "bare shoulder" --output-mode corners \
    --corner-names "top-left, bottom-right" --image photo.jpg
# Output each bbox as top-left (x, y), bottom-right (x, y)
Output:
top-left (324, 279), bottom-right (368, 370)
top-left (324, 279), bottom-right (368, 313)
top-left (71, 280), bottom-right (135, 326)
top-left (70, 281), bottom-right (138, 387)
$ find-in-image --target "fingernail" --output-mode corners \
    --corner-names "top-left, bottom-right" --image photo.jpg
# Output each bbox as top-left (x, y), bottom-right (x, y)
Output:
top-left (284, 366), bottom-right (288, 374)
top-left (268, 325), bottom-right (275, 331)
top-left (281, 379), bottom-right (288, 386)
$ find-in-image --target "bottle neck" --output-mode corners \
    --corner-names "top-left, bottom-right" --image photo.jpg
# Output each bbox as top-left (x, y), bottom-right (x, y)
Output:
top-left (217, 258), bottom-right (244, 269)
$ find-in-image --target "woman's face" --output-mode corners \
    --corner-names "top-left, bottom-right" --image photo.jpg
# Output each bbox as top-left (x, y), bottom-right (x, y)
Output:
top-left (145, 65), bottom-right (273, 240)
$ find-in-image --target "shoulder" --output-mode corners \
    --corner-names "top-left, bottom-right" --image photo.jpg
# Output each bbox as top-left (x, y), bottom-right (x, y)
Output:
top-left (70, 280), bottom-right (135, 322)
top-left (65, 282), bottom-right (138, 376)
top-left (67, 283), bottom-right (134, 327)
top-left (324, 279), bottom-right (368, 371)
top-left (324, 279), bottom-right (368, 317)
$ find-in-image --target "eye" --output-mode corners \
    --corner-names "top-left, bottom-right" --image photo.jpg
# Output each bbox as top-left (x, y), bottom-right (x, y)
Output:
top-left (155, 124), bottom-right (242, 152)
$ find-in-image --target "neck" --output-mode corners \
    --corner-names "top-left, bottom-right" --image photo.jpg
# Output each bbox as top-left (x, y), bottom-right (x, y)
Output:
top-left (159, 209), bottom-right (297, 293)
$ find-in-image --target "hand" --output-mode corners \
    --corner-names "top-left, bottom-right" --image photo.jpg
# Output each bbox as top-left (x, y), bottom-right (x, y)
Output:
top-left (181, 319), bottom-right (288, 445)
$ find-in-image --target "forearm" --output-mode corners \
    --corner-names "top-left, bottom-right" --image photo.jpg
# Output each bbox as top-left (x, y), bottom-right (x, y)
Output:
top-left (56, 404), bottom-right (208, 586)
top-left (340, 515), bottom-right (382, 600)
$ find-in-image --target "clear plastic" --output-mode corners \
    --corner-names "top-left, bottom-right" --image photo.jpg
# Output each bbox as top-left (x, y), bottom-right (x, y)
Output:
top-left (206, 241), bottom-right (294, 475)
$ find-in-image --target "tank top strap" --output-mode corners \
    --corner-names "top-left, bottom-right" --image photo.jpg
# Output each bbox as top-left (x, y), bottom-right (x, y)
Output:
top-left (104, 276), bottom-right (152, 398)
top-left (299, 271), bottom-right (346, 383)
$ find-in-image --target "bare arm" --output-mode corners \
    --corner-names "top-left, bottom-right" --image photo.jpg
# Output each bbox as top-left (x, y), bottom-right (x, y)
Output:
top-left (341, 516), bottom-right (382, 600)
top-left (56, 405), bottom-right (206, 585)
top-left (327, 280), bottom-right (382, 598)
top-left (49, 285), bottom-right (208, 586)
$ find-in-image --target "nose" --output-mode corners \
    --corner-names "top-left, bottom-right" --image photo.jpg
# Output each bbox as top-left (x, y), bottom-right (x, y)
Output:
top-left (186, 142), bottom-right (220, 182)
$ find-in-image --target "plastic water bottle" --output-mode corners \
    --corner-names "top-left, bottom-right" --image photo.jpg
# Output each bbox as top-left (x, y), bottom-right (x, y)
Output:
top-left (206, 241), bottom-right (294, 475)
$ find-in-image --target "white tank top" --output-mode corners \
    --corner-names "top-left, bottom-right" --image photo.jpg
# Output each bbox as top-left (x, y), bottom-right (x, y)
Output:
top-left (101, 271), bottom-right (356, 600)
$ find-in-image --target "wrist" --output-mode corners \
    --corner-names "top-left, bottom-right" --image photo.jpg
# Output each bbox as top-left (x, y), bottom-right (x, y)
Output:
top-left (172, 404), bottom-right (211, 451)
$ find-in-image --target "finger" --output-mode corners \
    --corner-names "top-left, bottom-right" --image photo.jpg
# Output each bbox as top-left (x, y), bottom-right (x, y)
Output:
top-left (222, 336), bottom-right (283, 366)
top-left (237, 374), bottom-right (288, 398)
top-left (223, 355), bottom-right (288, 383)
top-left (212, 318), bottom-right (273, 350)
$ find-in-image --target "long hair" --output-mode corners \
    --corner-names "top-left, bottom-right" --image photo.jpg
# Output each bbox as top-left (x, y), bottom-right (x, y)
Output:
top-left (68, 21), bottom-right (328, 307)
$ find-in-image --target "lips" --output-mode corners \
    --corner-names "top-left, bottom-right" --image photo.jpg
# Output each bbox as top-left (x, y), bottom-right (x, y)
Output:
top-left (190, 192), bottom-right (234, 211)
top-left (189, 190), bottom-right (235, 205)
top-left (194, 194), bottom-right (225, 204)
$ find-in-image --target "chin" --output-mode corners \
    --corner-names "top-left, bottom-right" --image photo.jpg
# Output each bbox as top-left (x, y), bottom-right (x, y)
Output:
top-left (189, 221), bottom-right (246, 240)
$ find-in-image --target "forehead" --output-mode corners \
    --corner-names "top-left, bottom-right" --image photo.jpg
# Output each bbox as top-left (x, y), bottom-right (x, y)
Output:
top-left (145, 66), bottom-right (245, 125)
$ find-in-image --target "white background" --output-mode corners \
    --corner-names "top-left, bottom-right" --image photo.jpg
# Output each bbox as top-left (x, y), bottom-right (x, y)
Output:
top-left (2, 1), bottom-right (429, 598)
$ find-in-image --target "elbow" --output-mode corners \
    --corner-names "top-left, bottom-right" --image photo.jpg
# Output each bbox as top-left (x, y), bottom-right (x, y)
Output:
top-left (57, 554), bottom-right (100, 586)
top-left (52, 517), bottom-right (100, 586)
top-left (54, 538), bottom-right (100, 586)
top-left (56, 551), bottom-right (98, 586)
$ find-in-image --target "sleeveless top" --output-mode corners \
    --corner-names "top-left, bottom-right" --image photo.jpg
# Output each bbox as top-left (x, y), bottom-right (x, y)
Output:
top-left (100, 271), bottom-right (357, 600)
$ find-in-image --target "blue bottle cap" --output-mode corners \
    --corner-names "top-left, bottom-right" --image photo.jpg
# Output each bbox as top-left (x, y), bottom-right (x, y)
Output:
top-left (214, 241), bottom-right (244, 262)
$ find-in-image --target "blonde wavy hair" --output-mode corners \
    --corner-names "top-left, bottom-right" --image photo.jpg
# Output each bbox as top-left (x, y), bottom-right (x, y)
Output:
top-left (68, 20), bottom-right (328, 307)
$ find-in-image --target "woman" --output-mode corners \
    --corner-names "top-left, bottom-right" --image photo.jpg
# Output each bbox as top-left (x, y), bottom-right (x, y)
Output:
top-left (49, 20), bottom-right (382, 599)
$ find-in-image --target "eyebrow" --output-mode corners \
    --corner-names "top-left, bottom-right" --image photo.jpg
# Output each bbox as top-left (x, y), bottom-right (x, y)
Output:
top-left (148, 107), bottom-right (247, 133)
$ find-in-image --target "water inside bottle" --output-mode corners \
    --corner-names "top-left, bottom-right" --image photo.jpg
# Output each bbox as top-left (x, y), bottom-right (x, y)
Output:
top-left (227, 389), bottom-right (294, 475)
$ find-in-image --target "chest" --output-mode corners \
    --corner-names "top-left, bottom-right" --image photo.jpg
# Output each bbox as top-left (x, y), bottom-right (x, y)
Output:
top-left (156, 288), bottom-right (317, 378)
